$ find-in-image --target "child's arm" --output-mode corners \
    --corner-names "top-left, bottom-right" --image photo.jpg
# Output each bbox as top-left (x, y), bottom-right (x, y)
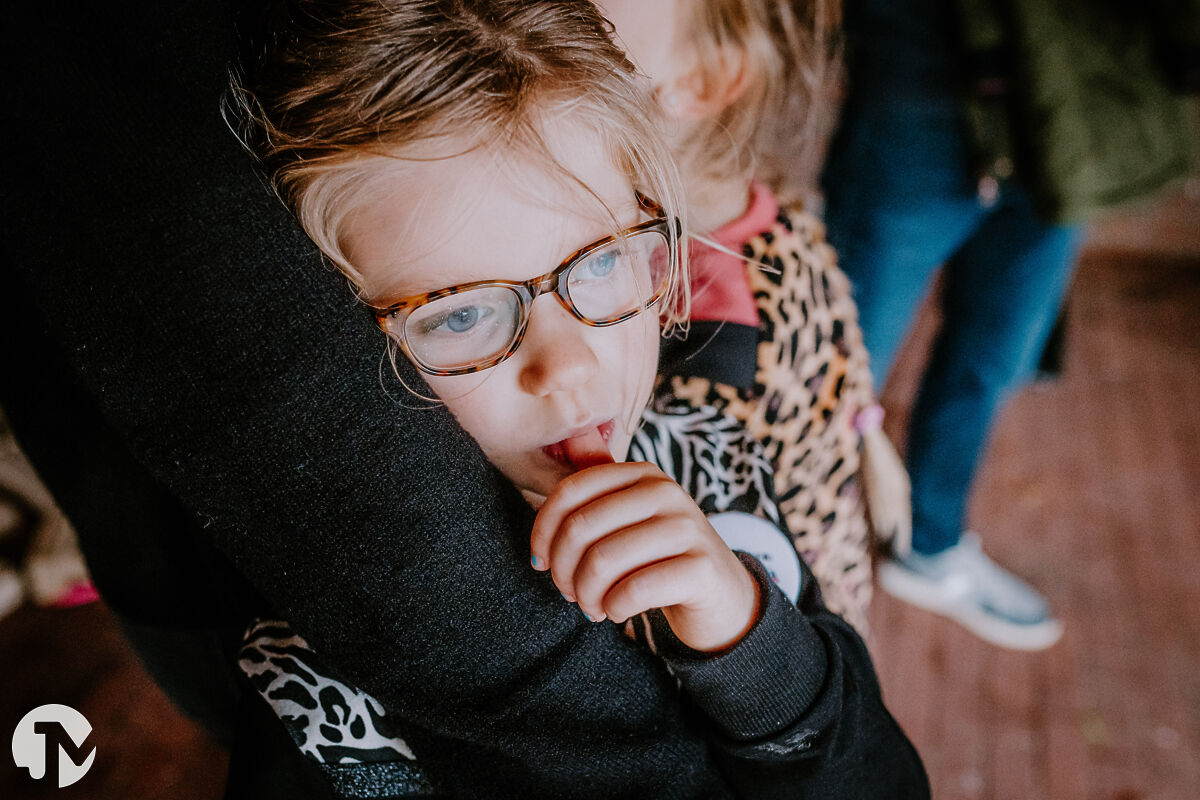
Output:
top-left (648, 553), bottom-right (930, 798)
top-left (531, 463), bottom-right (930, 798)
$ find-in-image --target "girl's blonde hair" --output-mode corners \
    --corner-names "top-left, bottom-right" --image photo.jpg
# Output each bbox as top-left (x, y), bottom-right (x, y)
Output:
top-left (673, 0), bottom-right (841, 204)
top-left (227, 0), bottom-right (688, 326)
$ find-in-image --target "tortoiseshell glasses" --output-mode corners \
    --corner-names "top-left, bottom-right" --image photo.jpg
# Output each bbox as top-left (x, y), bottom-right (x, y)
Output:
top-left (373, 199), bottom-right (678, 376)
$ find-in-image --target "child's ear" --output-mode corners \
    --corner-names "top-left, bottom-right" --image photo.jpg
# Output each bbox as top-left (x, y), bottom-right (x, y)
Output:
top-left (659, 46), bottom-right (749, 121)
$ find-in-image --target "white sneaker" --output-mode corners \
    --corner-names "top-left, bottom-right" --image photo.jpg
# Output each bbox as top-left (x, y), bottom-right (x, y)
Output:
top-left (877, 532), bottom-right (1063, 651)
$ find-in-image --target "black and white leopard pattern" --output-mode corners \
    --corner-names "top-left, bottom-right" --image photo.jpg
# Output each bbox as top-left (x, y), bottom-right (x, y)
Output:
top-left (631, 402), bottom-right (782, 526)
top-left (238, 621), bottom-right (431, 797)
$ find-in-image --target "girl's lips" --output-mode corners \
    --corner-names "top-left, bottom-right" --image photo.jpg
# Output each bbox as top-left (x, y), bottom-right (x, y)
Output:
top-left (543, 420), bottom-right (616, 470)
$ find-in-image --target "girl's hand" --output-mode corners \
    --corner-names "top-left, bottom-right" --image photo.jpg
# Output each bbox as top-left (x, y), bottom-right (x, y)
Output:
top-left (530, 461), bottom-right (759, 652)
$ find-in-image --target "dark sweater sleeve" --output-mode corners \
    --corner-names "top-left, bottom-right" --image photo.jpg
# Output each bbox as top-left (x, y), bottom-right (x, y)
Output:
top-left (1, 4), bottom-right (740, 797)
top-left (649, 554), bottom-right (931, 799)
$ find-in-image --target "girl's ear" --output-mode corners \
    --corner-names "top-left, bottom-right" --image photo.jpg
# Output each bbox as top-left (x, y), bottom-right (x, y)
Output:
top-left (658, 46), bottom-right (749, 121)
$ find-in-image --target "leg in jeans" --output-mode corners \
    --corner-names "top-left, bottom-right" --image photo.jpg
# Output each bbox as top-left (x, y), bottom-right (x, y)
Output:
top-left (906, 185), bottom-right (1083, 555)
top-left (823, 96), bottom-right (1079, 648)
top-left (829, 197), bottom-right (980, 388)
top-left (821, 98), bottom-right (986, 388)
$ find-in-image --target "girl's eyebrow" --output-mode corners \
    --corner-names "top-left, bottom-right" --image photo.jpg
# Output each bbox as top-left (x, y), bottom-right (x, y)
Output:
top-left (362, 274), bottom-right (430, 310)
top-left (370, 205), bottom-right (650, 307)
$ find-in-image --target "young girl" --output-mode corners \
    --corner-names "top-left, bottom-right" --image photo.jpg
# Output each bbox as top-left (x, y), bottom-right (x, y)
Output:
top-left (598, 0), bottom-right (912, 635)
top-left (230, 1), bottom-right (926, 796)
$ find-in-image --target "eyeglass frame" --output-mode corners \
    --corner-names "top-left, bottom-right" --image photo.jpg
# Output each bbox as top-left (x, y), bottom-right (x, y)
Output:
top-left (372, 196), bottom-right (681, 377)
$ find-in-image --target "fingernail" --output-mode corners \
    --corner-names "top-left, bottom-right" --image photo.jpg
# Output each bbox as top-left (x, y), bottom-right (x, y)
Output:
top-left (531, 554), bottom-right (543, 570)
top-left (583, 611), bottom-right (605, 623)
top-left (561, 590), bottom-right (575, 603)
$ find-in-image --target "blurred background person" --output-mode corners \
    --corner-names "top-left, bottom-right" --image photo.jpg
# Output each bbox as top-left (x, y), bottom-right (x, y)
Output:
top-left (821, 0), bottom-right (1197, 650)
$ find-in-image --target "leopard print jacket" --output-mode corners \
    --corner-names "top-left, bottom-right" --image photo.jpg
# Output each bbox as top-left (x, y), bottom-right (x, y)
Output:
top-left (659, 203), bottom-right (875, 633)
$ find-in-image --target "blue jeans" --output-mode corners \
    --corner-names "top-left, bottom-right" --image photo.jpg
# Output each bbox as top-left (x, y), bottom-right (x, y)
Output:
top-left (822, 96), bottom-right (1083, 555)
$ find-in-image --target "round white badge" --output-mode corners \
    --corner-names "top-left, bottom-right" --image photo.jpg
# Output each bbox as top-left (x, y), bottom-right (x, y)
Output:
top-left (707, 511), bottom-right (802, 605)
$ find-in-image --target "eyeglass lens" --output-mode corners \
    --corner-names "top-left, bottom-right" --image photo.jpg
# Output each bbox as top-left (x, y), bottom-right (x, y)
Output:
top-left (403, 228), bottom-right (669, 372)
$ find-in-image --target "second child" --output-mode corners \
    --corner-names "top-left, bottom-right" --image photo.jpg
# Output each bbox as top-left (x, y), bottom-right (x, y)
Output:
top-left (599, 0), bottom-right (912, 635)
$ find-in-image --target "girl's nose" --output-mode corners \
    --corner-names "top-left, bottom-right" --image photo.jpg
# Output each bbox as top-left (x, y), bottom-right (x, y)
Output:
top-left (516, 296), bottom-right (600, 396)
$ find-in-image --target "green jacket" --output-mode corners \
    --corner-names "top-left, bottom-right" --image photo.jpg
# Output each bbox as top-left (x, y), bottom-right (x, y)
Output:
top-left (957, 0), bottom-right (1198, 223)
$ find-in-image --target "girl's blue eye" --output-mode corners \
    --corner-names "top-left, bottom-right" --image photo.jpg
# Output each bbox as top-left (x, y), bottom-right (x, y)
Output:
top-left (446, 305), bottom-right (482, 332)
top-left (419, 303), bottom-right (494, 336)
top-left (579, 250), bottom-right (619, 279)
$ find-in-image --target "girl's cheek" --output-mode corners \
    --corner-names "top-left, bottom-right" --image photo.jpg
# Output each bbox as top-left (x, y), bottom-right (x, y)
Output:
top-left (428, 376), bottom-right (509, 455)
top-left (611, 315), bottom-right (659, 435)
top-left (635, 315), bottom-right (660, 390)
top-left (425, 371), bottom-right (492, 402)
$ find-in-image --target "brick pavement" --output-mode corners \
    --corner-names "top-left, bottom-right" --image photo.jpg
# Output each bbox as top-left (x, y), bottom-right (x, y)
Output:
top-left (870, 219), bottom-right (1200, 800)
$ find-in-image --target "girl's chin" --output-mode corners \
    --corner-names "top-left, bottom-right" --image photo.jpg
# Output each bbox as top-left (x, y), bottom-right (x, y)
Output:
top-left (516, 469), bottom-right (569, 508)
top-left (519, 488), bottom-right (548, 510)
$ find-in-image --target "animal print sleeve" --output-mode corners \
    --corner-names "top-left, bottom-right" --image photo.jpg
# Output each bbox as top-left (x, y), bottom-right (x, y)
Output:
top-left (629, 400), bottom-right (784, 526)
top-left (238, 621), bottom-right (433, 797)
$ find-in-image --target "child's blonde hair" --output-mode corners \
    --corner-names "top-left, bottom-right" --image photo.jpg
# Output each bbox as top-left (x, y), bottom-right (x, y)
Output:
top-left (228, 0), bottom-right (688, 326)
top-left (672, 0), bottom-right (841, 204)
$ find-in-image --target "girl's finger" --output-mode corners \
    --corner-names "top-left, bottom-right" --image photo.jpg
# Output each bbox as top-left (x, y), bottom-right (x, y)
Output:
top-left (570, 514), bottom-right (698, 621)
top-left (597, 554), bottom-right (704, 625)
top-left (545, 474), bottom-right (682, 600)
top-left (605, 554), bottom-right (759, 652)
top-left (529, 460), bottom-right (664, 568)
